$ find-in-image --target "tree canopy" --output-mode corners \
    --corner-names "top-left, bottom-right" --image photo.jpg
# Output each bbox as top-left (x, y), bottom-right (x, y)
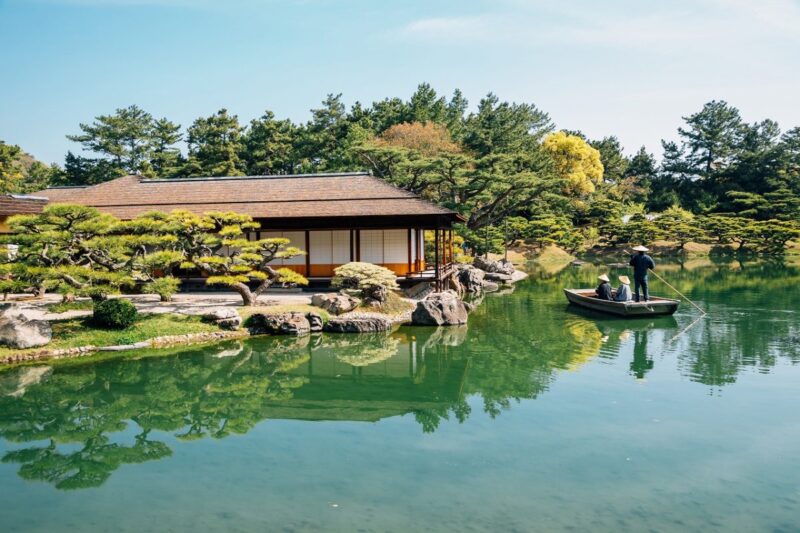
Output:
top-left (1, 85), bottom-right (798, 255)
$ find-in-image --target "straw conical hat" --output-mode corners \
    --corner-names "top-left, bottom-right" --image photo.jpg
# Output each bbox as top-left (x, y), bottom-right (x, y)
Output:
top-left (618, 275), bottom-right (631, 284)
top-left (632, 245), bottom-right (649, 252)
top-left (598, 274), bottom-right (610, 282)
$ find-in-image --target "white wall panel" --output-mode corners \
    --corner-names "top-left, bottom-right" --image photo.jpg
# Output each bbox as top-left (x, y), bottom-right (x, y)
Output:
top-left (282, 231), bottom-right (306, 265)
top-left (309, 231), bottom-right (332, 265)
top-left (383, 229), bottom-right (407, 263)
top-left (360, 230), bottom-right (383, 264)
top-left (332, 230), bottom-right (351, 264)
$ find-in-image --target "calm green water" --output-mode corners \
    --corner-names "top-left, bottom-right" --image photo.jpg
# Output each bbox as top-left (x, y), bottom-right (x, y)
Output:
top-left (1, 259), bottom-right (799, 532)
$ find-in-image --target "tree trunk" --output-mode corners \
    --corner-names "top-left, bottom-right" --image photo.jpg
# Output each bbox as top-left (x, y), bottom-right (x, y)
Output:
top-left (231, 282), bottom-right (256, 307)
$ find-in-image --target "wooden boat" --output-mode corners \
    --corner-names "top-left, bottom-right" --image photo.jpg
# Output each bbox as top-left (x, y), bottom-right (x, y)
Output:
top-left (563, 289), bottom-right (679, 317)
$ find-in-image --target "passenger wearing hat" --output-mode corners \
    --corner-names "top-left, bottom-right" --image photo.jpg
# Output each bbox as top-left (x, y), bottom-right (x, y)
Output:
top-left (629, 245), bottom-right (655, 302)
top-left (595, 274), bottom-right (613, 300)
top-left (614, 275), bottom-right (632, 302)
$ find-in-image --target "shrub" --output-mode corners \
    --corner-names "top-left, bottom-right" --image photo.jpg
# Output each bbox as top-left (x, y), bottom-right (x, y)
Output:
top-left (93, 298), bottom-right (138, 329)
top-left (331, 262), bottom-right (398, 302)
top-left (144, 277), bottom-right (181, 302)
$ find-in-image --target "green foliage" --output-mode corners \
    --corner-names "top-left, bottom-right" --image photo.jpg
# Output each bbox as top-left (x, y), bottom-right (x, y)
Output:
top-left (331, 262), bottom-right (399, 299)
top-left (143, 277), bottom-right (181, 302)
top-left (185, 109), bottom-right (244, 177)
top-left (5, 88), bottom-right (799, 257)
top-left (93, 298), bottom-right (138, 329)
top-left (166, 210), bottom-right (307, 305)
top-left (743, 220), bottom-right (800, 254)
top-left (657, 206), bottom-right (706, 249)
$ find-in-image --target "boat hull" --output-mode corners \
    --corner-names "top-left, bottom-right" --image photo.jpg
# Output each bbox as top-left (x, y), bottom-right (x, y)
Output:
top-left (563, 289), bottom-right (679, 317)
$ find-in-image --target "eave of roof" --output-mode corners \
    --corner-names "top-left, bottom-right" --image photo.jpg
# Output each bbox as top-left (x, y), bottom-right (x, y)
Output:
top-left (32, 173), bottom-right (465, 223)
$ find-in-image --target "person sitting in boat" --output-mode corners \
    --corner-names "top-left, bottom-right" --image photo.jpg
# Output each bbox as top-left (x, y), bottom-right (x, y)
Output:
top-left (614, 275), bottom-right (632, 302)
top-left (629, 245), bottom-right (656, 302)
top-left (595, 274), bottom-right (613, 300)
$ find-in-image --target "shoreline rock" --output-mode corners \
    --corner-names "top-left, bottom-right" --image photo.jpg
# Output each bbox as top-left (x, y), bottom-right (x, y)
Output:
top-left (412, 291), bottom-right (469, 326)
top-left (324, 315), bottom-right (393, 333)
top-left (0, 306), bottom-right (52, 349)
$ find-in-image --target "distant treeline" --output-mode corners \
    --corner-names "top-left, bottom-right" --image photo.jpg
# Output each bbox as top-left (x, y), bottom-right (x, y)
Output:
top-left (1, 83), bottom-right (798, 253)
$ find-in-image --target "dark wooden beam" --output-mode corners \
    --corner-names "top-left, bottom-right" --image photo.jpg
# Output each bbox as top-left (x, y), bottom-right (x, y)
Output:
top-left (255, 214), bottom-right (458, 231)
top-left (304, 230), bottom-right (311, 276)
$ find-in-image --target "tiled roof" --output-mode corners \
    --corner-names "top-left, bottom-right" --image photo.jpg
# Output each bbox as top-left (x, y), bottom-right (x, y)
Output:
top-left (0, 195), bottom-right (48, 216)
top-left (31, 173), bottom-right (461, 221)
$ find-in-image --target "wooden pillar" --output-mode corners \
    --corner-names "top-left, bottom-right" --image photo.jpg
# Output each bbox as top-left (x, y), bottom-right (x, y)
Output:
top-left (349, 229), bottom-right (354, 262)
top-left (304, 230), bottom-right (311, 277)
top-left (417, 228), bottom-right (423, 271)
top-left (449, 229), bottom-right (454, 263)
top-left (407, 228), bottom-right (412, 275)
top-left (434, 228), bottom-right (440, 290)
top-left (355, 230), bottom-right (361, 261)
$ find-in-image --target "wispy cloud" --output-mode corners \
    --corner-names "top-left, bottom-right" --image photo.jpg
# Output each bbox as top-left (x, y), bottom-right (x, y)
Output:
top-left (397, 0), bottom-right (800, 49)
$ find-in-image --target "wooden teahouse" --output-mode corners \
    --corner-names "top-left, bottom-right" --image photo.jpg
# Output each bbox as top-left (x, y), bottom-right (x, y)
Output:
top-left (33, 172), bottom-right (463, 288)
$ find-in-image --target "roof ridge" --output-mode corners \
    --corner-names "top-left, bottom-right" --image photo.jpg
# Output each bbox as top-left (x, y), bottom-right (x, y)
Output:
top-left (139, 171), bottom-right (371, 183)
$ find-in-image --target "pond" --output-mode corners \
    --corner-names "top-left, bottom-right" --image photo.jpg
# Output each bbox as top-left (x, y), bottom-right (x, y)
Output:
top-left (0, 258), bottom-right (798, 532)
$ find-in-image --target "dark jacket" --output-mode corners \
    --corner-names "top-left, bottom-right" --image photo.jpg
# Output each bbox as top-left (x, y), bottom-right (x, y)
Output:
top-left (630, 253), bottom-right (655, 280)
top-left (596, 282), bottom-right (613, 300)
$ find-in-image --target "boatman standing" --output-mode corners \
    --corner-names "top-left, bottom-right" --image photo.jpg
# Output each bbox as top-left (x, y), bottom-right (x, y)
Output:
top-left (629, 245), bottom-right (655, 302)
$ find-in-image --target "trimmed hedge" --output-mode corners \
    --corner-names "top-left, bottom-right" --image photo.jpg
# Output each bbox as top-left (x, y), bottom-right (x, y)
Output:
top-left (93, 298), bottom-right (138, 329)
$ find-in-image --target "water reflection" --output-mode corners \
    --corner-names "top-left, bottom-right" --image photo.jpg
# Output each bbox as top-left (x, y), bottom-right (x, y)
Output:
top-left (0, 258), bottom-right (798, 490)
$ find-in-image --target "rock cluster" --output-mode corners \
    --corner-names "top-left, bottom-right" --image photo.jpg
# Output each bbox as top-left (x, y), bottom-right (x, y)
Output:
top-left (246, 311), bottom-right (325, 336)
top-left (311, 293), bottom-right (361, 315)
top-left (412, 291), bottom-right (469, 326)
top-left (247, 312), bottom-right (311, 336)
top-left (201, 307), bottom-right (242, 330)
top-left (473, 256), bottom-right (516, 275)
top-left (455, 264), bottom-right (502, 294)
top-left (324, 315), bottom-right (393, 333)
top-left (0, 305), bottom-right (52, 349)
top-left (457, 265), bottom-right (486, 293)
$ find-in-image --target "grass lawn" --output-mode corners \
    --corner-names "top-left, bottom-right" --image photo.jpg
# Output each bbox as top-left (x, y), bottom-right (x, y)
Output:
top-left (0, 313), bottom-right (222, 358)
top-left (45, 299), bottom-right (94, 313)
top-left (360, 292), bottom-right (414, 317)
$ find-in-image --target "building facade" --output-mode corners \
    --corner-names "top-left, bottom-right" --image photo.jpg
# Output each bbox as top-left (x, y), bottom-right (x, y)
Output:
top-left (33, 172), bottom-right (462, 284)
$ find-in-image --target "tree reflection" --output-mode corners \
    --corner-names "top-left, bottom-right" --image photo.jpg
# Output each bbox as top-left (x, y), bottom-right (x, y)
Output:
top-left (0, 259), bottom-right (797, 488)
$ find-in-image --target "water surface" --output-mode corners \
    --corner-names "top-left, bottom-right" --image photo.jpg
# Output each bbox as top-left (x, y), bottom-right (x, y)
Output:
top-left (0, 259), bottom-right (798, 532)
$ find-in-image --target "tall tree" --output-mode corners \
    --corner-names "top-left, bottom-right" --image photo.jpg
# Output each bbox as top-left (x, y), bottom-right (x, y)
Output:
top-left (62, 151), bottom-right (125, 186)
top-left (185, 109), bottom-right (244, 177)
top-left (148, 118), bottom-right (183, 178)
top-left (67, 105), bottom-right (156, 175)
top-left (296, 94), bottom-right (356, 171)
top-left (541, 131), bottom-right (604, 197)
top-left (463, 94), bottom-right (553, 157)
top-left (677, 100), bottom-right (743, 179)
top-left (0, 141), bottom-right (24, 193)
top-left (241, 110), bottom-right (297, 175)
top-left (590, 136), bottom-right (628, 184)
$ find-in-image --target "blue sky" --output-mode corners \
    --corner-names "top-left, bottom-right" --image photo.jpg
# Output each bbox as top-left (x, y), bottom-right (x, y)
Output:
top-left (2, 0), bottom-right (799, 164)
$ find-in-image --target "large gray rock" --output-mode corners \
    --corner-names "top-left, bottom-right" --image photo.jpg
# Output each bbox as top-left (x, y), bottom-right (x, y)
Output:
top-left (457, 265), bottom-right (486, 293)
top-left (412, 291), bottom-right (469, 326)
top-left (0, 311), bottom-right (52, 349)
top-left (473, 256), bottom-right (515, 275)
top-left (306, 312), bottom-right (324, 333)
top-left (324, 316), bottom-right (393, 333)
top-left (202, 307), bottom-right (242, 330)
top-left (311, 293), bottom-right (361, 315)
top-left (484, 272), bottom-right (513, 282)
top-left (248, 312), bottom-right (310, 336)
top-left (481, 281), bottom-right (500, 293)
